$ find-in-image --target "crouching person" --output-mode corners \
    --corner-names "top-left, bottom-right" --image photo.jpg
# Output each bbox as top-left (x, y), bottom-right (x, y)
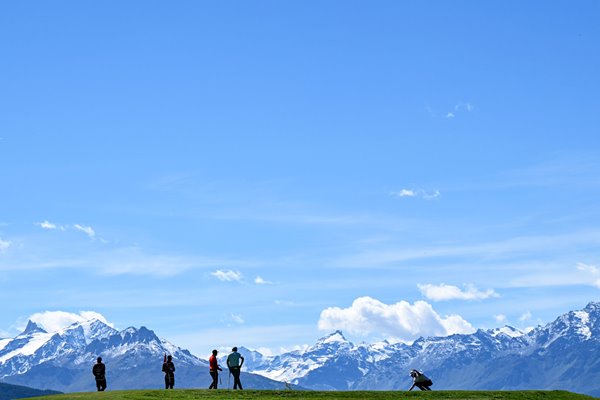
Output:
top-left (409, 369), bottom-right (433, 391)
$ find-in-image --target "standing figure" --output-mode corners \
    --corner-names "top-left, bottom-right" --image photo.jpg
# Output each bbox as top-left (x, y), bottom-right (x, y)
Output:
top-left (409, 369), bottom-right (433, 391)
top-left (162, 354), bottom-right (176, 389)
top-left (226, 346), bottom-right (244, 390)
top-left (92, 357), bottom-right (107, 391)
top-left (208, 349), bottom-right (223, 389)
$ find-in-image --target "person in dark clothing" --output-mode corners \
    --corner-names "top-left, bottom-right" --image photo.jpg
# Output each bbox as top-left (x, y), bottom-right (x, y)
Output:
top-left (208, 349), bottom-right (223, 389)
top-left (162, 354), bottom-right (175, 389)
top-left (92, 357), bottom-right (107, 391)
top-left (226, 346), bottom-right (244, 390)
top-left (409, 369), bottom-right (433, 391)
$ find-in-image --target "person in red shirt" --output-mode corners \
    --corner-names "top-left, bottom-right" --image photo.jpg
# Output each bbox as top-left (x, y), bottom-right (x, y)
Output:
top-left (208, 349), bottom-right (223, 389)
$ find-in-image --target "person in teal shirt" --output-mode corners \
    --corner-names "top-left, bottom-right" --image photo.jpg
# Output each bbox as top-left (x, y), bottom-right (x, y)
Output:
top-left (226, 347), bottom-right (244, 390)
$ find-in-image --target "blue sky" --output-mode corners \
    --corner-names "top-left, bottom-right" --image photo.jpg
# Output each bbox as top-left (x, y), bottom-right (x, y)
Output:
top-left (1, 1), bottom-right (599, 356)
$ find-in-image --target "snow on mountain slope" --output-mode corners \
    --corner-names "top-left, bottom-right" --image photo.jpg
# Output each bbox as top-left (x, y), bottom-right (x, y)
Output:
top-left (490, 326), bottom-right (525, 338)
top-left (249, 330), bottom-right (356, 383)
top-left (0, 322), bottom-right (54, 364)
top-left (240, 301), bottom-right (600, 394)
top-left (0, 338), bottom-right (10, 352)
top-left (0, 316), bottom-right (291, 392)
top-left (1, 301), bottom-right (598, 394)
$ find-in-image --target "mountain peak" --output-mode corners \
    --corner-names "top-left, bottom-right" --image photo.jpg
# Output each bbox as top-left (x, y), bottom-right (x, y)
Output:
top-left (318, 330), bottom-right (348, 344)
top-left (584, 301), bottom-right (600, 313)
top-left (490, 325), bottom-right (525, 338)
top-left (119, 326), bottom-right (160, 344)
top-left (21, 320), bottom-right (47, 335)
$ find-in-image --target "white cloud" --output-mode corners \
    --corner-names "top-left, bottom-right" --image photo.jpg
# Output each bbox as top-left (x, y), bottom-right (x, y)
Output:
top-left (455, 102), bottom-right (474, 112)
top-left (38, 220), bottom-right (57, 229)
top-left (26, 310), bottom-right (114, 333)
top-left (418, 283), bottom-right (499, 301)
top-left (427, 103), bottom-right (473, 119)
top-left (318, 297), bottom-right (475, 342)
top-left (422, 190), bottom-right (441, 200)
top-left (519, 311), bottom-right (532, 322)
top-left (391, 189), bottom-right (441, 201)
top-left (36, 220), bottom-right (66, 231)
top-left (231, 314), bottom-right (245, 324)
top-left (397, 189), bottom-right (416, 197)
top-left (73, 224), bottom-right (96, 239)
top-left (576, 262), bottom-right (600, 288)
top-left (211, 269), bottom-right (243, 282)
top-left (255, 276), bottom-right (274, 285)
top-left (494, 314), bottom-right (508, 324)
top-left (0, 238), bottom-right (10, 253)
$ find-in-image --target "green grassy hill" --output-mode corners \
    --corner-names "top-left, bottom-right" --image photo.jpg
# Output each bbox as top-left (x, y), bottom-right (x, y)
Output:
top-left (23, 390), bottom-right (599, 400)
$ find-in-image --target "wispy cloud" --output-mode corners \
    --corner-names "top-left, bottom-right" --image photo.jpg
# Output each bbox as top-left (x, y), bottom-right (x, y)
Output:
top-left (426, 102), bottom-right (474, 118)
top-left (36, 221), bottom-right (99, 238)
top-left (0, 238), bottom-right (10, 253)
top-left (211, 269), bottom-right (243, 282)
top-left (0, 237), bottom-right (254, 277)
top-left (390, 189), bottom-right (440, 200)
top-left (494, 314), bottom-right (508, 324)
top-left (576, 262), bottom-right (600, 288)
top-left (512, 260), bottom-right (600, 289)
top-left (318, 297), bottom-right (474, 342)
top-left (36, 220), bottom-right (66, 231)
top-left (396, 189), bottom-right (416, 197)
top-left (275, 300), bottom-right (298, 306)
top-left (455, 102), bottom-right (474, 112)
top-left (73, 224), bottom-right (96, 239)
top-left (255, 276), bottom-right (275, 285)
top-left (38, 220), bottom-right (57, 230)
top-left (418, 283), bottom-right (499, 301)
top-left (230, 313), bottom-right (245, 325)
top-left (495, 152), bottom-right (600, 189)
top-left (519, 311), bottom-right (532, 322)
top-left (333, 230), bottom-right (600, 269)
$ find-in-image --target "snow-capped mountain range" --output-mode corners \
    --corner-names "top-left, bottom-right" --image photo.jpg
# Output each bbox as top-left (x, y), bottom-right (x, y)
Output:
top-left (0, 302), bottom-right (598, 395)
top-left (0, 318), bottom-right (290, 392)
top-left (240, 301), bottom-right (600, 396)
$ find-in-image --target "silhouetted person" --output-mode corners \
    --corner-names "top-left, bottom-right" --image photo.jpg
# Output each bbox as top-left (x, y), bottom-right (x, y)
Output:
top-left (92, 357), bottom-right (107, 391)
top-left (226, 346), bottom-right (244, 390)
top-left (409, 369), bottom-right (432, 391)
top-left (208, 349), bottom-right (223, 389)
top-left (162, 354), bottom-right (175, 389)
